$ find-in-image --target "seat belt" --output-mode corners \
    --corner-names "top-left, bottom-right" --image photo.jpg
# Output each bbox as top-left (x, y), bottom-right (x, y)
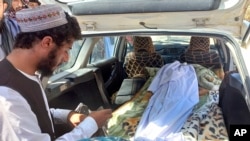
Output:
top-left (92, 68), bottom-right (111, 109)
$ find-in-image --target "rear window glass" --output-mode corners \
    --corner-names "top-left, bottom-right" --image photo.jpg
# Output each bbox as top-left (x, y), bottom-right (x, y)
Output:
top-left (89, 36), bottom-right (118, 64)
top-left (67, 0), bottom-right (222, 15)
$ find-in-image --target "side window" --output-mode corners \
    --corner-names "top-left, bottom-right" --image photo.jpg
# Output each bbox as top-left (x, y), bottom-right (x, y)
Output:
top-left (241, 39), bottom-right (250, 73)
top-left (125, 36), bottom-right (134, 54)
top-left (53, 40), bottom-right (83, 74)
top-left (89, 36), bottom-right (117, 63)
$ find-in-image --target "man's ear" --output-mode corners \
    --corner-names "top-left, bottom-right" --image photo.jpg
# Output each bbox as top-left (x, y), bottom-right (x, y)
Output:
top-left (41, 36), bottom-right (54, 49)
top-left (3, 3), bottom-right (7, 12)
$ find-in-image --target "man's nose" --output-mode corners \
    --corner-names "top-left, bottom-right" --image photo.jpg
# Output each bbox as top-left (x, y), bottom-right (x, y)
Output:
top-left (63, 51), bottom-right (70, 62)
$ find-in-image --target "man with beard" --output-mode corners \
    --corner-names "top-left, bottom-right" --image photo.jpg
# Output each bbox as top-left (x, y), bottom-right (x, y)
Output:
top-left (0, 0), bottom-right (41, 61)
top-left (0, 4), bottom-right (112, 141)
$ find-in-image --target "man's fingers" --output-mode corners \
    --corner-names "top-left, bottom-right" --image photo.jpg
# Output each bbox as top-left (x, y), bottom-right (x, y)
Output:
top-left (0, 1), bottom-right (8, 20)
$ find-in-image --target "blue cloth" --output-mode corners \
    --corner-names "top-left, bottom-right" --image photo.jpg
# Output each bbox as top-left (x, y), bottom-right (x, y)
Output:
top-left (134, 61), bottom-right (199, 141)
top-left (0, 18), bottom-right (20, 56)
top-left (4, 18), bottom-right (20, 38)
top-left (104, 37), bottom-right (114, 58)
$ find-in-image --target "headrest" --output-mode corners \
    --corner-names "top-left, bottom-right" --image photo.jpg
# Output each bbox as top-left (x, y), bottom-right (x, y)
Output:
top-left (184, 36), bottom-right (222, 69)
top-left (188, 36), bottom-right (210, 52)
top-left (133, 36), bottom-right (155, 53)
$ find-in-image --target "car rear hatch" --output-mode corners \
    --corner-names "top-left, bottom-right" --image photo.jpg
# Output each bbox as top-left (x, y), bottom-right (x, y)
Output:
top-left (64, 0), bottom-right (250, 39)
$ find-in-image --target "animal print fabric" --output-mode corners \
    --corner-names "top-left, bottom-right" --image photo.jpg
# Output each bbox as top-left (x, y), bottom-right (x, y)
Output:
top-left (181, 36), bottom-right (222, 69)
top-left (107, 72), bottom-right (155, 140)
top-left (124, 36), bottom-right (164, 78)
top-left (192, 64), bottom-right (222, 91)
top-left (133, 36), bottom-right (155, 53)
top-left (188, 36), bottom-right (210, 52)
top-left (185, 51), bottom-right (222, 69)
top-left (108, 65), bottom-right (228, 141)
top-left (181, 91), bottom-right (229, 141)
top-left (124, 52), bottom-right (163, 78)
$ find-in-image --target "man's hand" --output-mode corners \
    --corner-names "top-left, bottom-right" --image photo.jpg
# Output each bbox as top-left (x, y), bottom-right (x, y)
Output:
top-left (67, 109), bottom-right (112, 128)
top-left (0, 0), bottom-right (7, 20)
top-left (89, 109), bottom-right (112, 128)
top-left (67, 111), bottom-right (87, 128)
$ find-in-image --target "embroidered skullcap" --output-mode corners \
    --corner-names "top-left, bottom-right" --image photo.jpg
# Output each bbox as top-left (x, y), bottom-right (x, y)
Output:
top-left (15, 4), bottom-right (68, 32)
top-left (134, 36), bottom-right (155, 53)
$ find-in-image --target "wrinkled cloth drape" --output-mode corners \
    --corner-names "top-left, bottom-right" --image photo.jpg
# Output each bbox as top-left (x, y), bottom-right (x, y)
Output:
top-left (134, 61), bottom-right (199, 141)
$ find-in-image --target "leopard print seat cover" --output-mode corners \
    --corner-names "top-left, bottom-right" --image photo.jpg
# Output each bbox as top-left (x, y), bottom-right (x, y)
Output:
top-left (124, 36), bottom-right (164, 78)
top-left (182, 36), bottom-right (222, 69)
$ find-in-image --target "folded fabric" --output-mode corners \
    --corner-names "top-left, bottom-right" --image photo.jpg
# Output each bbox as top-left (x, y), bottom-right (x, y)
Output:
top-left (115, 78), bottom-right (146, 105)
top-left (192, 64), bottom-right (222, 90)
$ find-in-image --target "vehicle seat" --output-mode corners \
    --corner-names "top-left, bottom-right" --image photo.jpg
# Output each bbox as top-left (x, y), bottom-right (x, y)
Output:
top-left (181, 36), bottom-right (222, 70)
top-left (124, 36), bottom-right (164, 79)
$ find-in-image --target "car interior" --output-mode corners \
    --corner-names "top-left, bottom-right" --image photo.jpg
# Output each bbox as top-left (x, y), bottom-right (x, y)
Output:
top-left (0, 0), bottom-right (248, 140)
top-left (44, 33), bottom-right (250, 140)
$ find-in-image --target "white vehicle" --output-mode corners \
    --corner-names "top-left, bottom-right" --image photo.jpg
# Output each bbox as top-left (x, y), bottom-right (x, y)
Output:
top-left (42, 0), bottom-right (250, 140)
